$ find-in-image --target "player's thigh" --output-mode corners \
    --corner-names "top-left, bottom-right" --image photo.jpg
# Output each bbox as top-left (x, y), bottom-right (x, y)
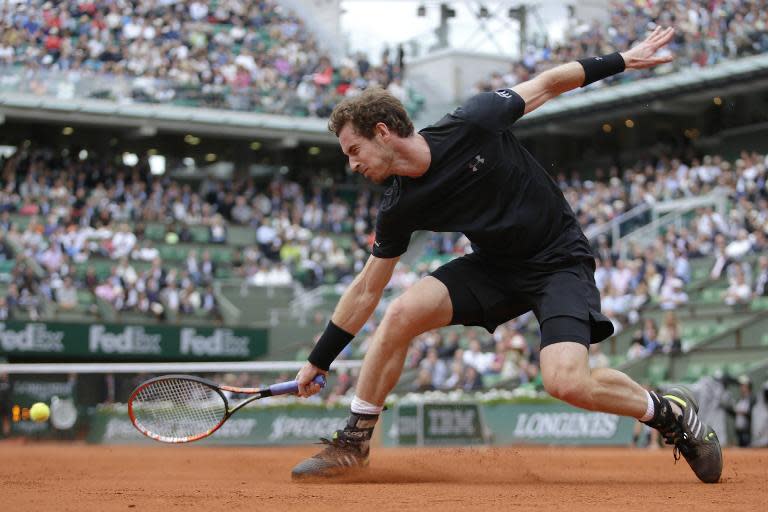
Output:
top-left (385, 275), bottom-right (453, 336)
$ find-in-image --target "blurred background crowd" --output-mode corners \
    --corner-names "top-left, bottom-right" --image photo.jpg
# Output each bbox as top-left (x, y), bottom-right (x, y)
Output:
top-left (475, 0), bottom-right (768, 92)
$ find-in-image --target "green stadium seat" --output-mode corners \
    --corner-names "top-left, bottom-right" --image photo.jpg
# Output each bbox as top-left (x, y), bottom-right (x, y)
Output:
top-left (700, 288), bottom-right (722, 302)
top-left (214, 267), bottom-right (232, 279)
top-left (684, 363), bottom-right (706, 382)
top-left (158, 245), bottom-right (183, 262)
top-left (76, 290), bottom-right (94, 306)
top-left (726, 362), bottom-right (747, 377)
top-left (752, 296), bottom-right (768, 310)
top-left (190, 226), bottom-right (209, 243)
top-left (0, 259), bottom-right (14, 276)
top-left (209, 247), bottom-right (231, 263)
top-left (144, 223), bottom-right (165, 240)
top-left (483, 374), bottom-right (503, 388)
top-left (647, 362), bottom-right (668, 384)
top-left (693, 267), bottom-right (708, 280)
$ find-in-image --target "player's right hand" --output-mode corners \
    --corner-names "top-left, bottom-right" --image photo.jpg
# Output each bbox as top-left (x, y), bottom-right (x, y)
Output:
top-left (296, 362), bottom-right (328, 397)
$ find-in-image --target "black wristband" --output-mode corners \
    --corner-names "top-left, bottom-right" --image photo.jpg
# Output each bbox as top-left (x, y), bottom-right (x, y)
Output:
top-left (577, 52), bottom-right (625, 87)
top-left (308, 320), bottom-right (355, 371)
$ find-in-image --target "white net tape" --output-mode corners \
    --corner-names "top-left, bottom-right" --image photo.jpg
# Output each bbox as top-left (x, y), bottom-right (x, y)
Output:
top-left (132, 379), bottom-right (226, 440)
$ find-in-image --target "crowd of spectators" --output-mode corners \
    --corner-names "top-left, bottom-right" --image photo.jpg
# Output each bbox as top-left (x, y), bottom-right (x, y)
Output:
top-left (1, 138), bottom-right (767, 385)
top-left (473, 0), bottom-right (768, 95)
top-left (0, 1), bottom-right (417, 117)
top-left (3, 0), bottom-right (767, 116)
top-left (0, 143), bottom-right (378, 322)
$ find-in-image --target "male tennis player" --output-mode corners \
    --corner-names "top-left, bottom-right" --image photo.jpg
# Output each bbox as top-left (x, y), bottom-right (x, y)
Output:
top-left (292, 26), bottom-right (722, 483)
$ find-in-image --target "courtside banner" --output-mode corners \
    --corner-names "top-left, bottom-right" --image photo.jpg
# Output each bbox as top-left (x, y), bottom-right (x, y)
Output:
top-left (392, 402), bottom-right (487, 446)
top-left (385, 401), bottom-right (635, 446)
top-left (0, 321), bottom-right (268, 361)
top-left (87, 406), bottom-right (348, 445)
top-left (8, 377), bottom-right (76, 435)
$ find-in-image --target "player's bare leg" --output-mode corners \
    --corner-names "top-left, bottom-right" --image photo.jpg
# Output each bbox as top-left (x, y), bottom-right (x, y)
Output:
top-left (292, 276), bottom-right (453, 479)
top-left (541, 342), bottom-right (722, 483)
top-left (354, 276), bottom-right (453, 404)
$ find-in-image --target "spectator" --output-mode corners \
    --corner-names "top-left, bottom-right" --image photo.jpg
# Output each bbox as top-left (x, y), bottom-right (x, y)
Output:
top-left (462, 339), bottom-right (494, 374)
top-left (753, 255), bottom-right (768, 296)
top-left (728, 376), bottom-right (756, 448)
top-left (55, 276), bottom-right (78, 311)
top-left (724, 265), bottom-right (751, 306)
top-left (413, 367), bottom-right (435, 392)
top-left (111, 223), bottom-right (137, 260)
top-left (419, 348), bottom-right (448, 389)
top-left (657, 311), bottom-right (682, 354)
top-left (0, 297), bottom-right (10, 320)
top-left (752, 381), bottom-right (768, 447)
top-left (659, 276), bottom-right (689, 310)
top-left (208, 214), bottom-right (227, 244)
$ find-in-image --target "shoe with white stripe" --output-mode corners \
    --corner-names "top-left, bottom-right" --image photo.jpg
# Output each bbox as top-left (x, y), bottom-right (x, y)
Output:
top-left (291, 413), bottom-right (377, 480)
top-left (659, 385), bottom-right (723, 484)
top-left (291, 429), bottom-right (370, 479)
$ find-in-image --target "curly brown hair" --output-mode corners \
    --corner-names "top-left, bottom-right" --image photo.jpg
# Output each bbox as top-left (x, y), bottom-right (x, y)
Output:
top-left (328, 88), bottom-right (414, 139)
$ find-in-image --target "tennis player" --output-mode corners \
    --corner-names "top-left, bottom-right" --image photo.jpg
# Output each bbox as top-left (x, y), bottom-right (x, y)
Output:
top-left (292, 27), bottom-right (722, 483)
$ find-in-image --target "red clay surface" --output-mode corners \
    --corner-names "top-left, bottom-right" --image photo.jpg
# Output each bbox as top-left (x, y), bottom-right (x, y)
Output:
top-left (2, 443), bottom-right (766, 511)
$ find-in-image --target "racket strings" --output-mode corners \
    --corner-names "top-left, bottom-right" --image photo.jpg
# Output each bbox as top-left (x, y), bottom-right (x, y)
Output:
top-left (132, 378), bottom-right (227, 441)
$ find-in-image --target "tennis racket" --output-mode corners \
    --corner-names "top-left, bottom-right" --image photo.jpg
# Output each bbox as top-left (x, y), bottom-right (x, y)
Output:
top-left (128, 374), bottom-right (326, 443)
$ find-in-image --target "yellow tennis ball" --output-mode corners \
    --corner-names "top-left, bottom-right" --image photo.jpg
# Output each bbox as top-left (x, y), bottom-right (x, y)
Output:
top-left (30, 402), bottom-right (50, 422)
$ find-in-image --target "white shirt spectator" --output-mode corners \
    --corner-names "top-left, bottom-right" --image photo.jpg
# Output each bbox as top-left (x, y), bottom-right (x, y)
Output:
top-left (256, 224), bottom-right (277, 245)
top-left (725, 230), bottom-right (752, 260)
top-left (659, 278), bottom-right (689, 310)
top-left (189, 2), bottom-right (209, 21)
top-left (112, 227), bottom-right (137, 260)
top-left (462, 341), bottom-right (494, 374)
top-left (162, 285), bottom-right (181, 312)
top-left (132, 242), bottom-right (159, 262)
top-left (610, 262), bottom-right (632, 295)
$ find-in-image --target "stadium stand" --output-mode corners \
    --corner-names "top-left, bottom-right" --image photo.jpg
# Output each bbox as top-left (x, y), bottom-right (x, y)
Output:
top-left (1, 138), bottom-right (767, 398)
top-left (0, 0), bottom-right (423, 116)
top-left (473, 0), bottom-right (768, 95)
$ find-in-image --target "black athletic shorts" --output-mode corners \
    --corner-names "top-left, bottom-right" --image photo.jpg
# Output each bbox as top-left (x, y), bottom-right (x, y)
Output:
top-left (430, 253), bottom-right (614, 349)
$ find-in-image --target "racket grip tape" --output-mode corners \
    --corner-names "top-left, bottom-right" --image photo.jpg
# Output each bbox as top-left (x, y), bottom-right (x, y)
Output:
top-left (269, 375), bottom-right (326, 395)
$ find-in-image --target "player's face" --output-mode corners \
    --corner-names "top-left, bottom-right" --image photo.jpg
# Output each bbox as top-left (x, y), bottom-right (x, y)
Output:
top-left (338, 123), bottom-right (393, 184)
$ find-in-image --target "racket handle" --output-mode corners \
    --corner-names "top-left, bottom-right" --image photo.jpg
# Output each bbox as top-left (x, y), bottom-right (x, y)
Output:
top-left (269, 375), bottom-right (326, 396)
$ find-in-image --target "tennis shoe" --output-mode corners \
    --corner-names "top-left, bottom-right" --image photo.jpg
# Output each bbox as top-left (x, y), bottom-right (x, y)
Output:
top-left (291, 428), bottom-right (370, 479)
top-left (653, 385), bottom-right (723, 484)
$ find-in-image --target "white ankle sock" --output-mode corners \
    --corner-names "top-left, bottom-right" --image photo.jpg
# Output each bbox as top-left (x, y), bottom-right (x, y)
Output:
top-left (351, 396), bottom-right (383, 416)
top-left (638, 390), bottom-right (655, 422)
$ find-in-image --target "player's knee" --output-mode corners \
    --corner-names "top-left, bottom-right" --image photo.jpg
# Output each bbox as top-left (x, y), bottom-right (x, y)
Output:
top-left (381, 297), bottom-right (418, 337)
top-left (543, 374), bottom-right (590, 408)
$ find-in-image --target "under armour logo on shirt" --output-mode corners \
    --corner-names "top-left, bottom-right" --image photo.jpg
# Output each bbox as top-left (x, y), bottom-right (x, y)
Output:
top-left (495, 89), bottom-right (513, 99)
top-left (468, 154), bottom-right (485, 173)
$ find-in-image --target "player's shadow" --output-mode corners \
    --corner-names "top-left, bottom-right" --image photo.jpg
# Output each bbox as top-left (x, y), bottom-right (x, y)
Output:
top-left (295, 467), bottom-right (461, 484)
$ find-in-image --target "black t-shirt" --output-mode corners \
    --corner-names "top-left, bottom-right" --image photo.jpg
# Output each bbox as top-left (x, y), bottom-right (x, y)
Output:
top-left (372, 89), bottom-right (594, 270)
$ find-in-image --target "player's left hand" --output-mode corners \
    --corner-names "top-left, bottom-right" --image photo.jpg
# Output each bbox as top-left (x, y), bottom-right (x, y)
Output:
top-left (620, 26), bottom-right (675, 70)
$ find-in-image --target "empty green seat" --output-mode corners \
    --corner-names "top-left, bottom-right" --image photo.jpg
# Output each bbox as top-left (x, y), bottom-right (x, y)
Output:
top-left (684, 363), bottom-right (706, 382)
top-left (647, 363), bottom-right (668, 384)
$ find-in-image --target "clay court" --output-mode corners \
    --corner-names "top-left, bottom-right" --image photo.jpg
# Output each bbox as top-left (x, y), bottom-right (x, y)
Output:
top-left (2, 443), bottom-right (765, 511)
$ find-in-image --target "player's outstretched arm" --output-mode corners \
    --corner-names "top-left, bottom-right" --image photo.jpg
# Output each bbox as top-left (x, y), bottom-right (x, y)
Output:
top-left (296, 255), bottom-right (399, 397)
top-left (513, 26), bottom-right (675, 115)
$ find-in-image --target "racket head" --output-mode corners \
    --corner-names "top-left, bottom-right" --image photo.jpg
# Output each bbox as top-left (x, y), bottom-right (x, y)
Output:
top-left (128, 374), bottom-right (229, 443)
